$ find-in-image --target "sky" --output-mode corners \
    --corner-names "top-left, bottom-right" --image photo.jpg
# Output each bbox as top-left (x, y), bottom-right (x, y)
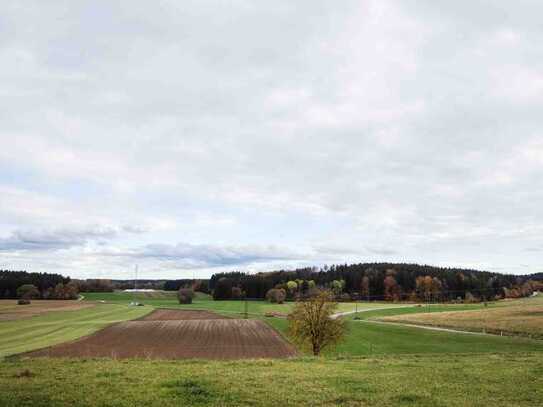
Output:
top-left (1, 1), bottom-right (542, 279)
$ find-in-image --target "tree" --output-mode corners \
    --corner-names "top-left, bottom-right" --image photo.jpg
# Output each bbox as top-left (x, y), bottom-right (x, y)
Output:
top-left (360, 275), bottom-right (370, 298)
top-left (16, 284), bottom-right (40, 299)
top-left (213, 277), bottom-right (233, 300)
top-left (265, 288), bottom-right (286, 304)
top-left (64, 282), bottom-right (79, 299)
top-left (287, 290), bottom-right (346, 356)
top-left (384, 270), bottom-right (401, 301)
top-left (331, 279), bottom-right (345, 296)
top-left (231, 286), bottom-right (243, 299)
top-left (286, 281), bottom-right (298, 295)
top-left (178, 288), bottom-right (194, 304)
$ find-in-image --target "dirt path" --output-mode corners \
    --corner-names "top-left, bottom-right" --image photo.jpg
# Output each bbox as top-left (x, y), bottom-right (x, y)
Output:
top-left (331, 305), bottom-right (416, 319)
top-left (355, 319), bottom-right (491, 336)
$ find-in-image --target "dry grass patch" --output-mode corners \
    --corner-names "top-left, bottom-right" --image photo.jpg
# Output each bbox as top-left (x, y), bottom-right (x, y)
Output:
top-left (379, 298), bottom-right (543, 338)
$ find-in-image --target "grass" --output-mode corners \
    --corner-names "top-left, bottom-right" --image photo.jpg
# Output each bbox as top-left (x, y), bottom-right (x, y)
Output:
top-left (266, 314), bottom-right (543, 356)
top-left (379, 296), bottom-right (543, 338)
top-left (1, 353), bottom-right (542, 406)
top-left (4, 292), bottom-right (541, 359)
top-left (2, 293), bottom-right (542, 405)
top-left (0, 304), bottom-right (152, 358)
top-left (81, 291), bottom-right (388, 317)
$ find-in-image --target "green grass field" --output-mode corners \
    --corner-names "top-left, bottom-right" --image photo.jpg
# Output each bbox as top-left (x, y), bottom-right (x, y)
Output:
top-left (266, 315), bottom-right (543, 356)
top-left (82, 290), bottom-right (396, 317)
top-left (1, 353), bottom-right (542, 406)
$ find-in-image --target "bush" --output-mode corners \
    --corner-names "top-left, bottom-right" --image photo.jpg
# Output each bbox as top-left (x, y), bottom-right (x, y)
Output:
top-left (178, 288), bottom-right (194, 304)
top-left (17, 299), bottom-right (31, 305)
top-left (265, 288), bottom-right (286, 304)
top-left (231, 286), bottom-right (244, 299)
top-left (16, 284), bottom-right (40, 299)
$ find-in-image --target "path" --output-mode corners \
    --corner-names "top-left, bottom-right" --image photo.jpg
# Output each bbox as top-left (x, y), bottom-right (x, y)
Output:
top-left (331, 305), bottom-right (415, 319)
top-left (355, 319), bottom-right (491, 336)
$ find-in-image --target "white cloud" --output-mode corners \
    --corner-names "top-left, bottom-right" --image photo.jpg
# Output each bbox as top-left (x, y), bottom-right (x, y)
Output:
top-left (1, 0), bottom-right (542, 277)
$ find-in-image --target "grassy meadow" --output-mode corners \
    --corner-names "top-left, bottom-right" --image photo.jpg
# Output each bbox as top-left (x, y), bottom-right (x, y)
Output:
top-left (2, 353), bottom-right (542, 406)
top-left (81, 290), bottom-right (398, 317)
top-left (1, 291), bottom-right (543, 406)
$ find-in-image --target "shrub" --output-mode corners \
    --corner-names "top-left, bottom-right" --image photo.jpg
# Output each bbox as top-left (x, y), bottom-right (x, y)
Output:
top-left (178, 288), bottom-right (194, 304)
top-left (16, 284), bottom-right (40, 299)
top-left (265, 288), bottom-right (286, 304)
top-left (231, 286), bottom-right (243, 299)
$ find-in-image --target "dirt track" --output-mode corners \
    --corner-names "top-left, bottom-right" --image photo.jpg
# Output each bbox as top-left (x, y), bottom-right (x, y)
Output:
top-left (27, 309), bottom-right (297, 360)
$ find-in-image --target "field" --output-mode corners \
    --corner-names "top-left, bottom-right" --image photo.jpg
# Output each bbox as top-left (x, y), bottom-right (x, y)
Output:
top-left (82, 290), bottom-right (380, 317)
top-left (267, 307), bottom-right (543, 356)
top-left (0, 300), bottom-right (94, 321)
top-left (379, 296), bottom-right (543, 338)
top-left (26, 309), bottom-right (297, 360)
top-left (0, 303), bottom-right (151, 358)
top-left (2, 353), bottom-right (542, 406)
top-left (1, 292), bottom-right (542, 406)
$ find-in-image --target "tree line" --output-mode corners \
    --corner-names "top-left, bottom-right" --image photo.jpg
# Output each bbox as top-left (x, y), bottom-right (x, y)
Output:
top-left (0, 270), bottom-right (78, 299)
top-left (207, 263), bottom-right (542, 301)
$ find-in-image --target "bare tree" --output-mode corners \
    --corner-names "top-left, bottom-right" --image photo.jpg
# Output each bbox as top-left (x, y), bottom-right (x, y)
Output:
top-left (287, 290), bottom-right (346, 356)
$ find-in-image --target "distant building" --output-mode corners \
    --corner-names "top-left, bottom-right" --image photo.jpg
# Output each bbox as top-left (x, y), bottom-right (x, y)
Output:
top-left (123, 289), bottom-right (156, 292)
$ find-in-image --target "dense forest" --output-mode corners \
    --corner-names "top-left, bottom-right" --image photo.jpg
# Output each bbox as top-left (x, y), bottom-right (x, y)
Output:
top-left (207, 263), bottom-right (542, 301)
top-left (0, 270), bottom-right (75, 299)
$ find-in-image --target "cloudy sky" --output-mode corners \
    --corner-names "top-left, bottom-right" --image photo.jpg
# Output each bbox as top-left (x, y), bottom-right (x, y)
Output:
top-left (1, 1), bottom-right (542, 279)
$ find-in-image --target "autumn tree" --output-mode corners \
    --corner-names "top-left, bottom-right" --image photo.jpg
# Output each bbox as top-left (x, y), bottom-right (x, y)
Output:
top-left (384, 269), bottom-right (401, 301)
top-left (286, 280), bottom-right (298, 296)
top-left (266, 288), bottom-right (286, 304)
top-left (360, 276), bottom-right (370, 300)
top-left (287, 290), bottom-right (346, 356)
top-left (178, 288), bottom-right (194, 304)
top-left (16, 284), bottom-right (40, 299)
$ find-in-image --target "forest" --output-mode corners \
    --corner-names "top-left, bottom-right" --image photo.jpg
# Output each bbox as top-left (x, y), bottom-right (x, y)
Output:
top-left (207, 263), bottom-right (542, 301)
top-left (0, 270), bottom-right (73, 299)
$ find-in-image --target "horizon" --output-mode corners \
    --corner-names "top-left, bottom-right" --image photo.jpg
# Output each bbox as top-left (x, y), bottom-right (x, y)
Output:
top-left (1, 1), bottom-right (542, 279)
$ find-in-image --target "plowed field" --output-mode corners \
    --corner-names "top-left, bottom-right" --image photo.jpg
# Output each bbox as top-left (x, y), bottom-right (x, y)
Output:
top-left (26, 309), bottom-right (297, 359)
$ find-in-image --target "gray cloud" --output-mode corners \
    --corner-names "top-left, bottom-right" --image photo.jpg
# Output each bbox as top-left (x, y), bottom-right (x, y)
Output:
top-left (106, 242), bottom-right (304, 269)
top-left (0, 225), bottom-right (142, 252)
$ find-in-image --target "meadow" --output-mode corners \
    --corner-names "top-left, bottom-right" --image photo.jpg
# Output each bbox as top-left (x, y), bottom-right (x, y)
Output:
top-left (379, 295), bottom-right (543, 338)
top-left (1, 292), bottom-right (542, 406)
top-left (1, 353), bottom-right (542, 406)
top-left (81, 290), bottom-right (404, 317)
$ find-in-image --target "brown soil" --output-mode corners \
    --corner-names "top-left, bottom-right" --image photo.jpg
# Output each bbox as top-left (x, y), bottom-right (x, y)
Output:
top-left (0, 300), bottom-right (95, 321)
top-left (139, 309), bottom-right (228, 321)
top-left (26, 319), bottom-right (298, 360)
